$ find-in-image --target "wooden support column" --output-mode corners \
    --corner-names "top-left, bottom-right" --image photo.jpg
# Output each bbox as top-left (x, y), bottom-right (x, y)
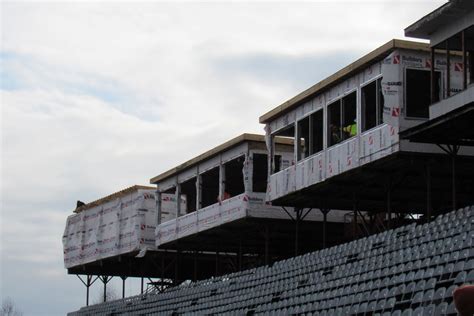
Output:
top-left (175, 177), bottom-right (181, 218)
top-left (446, 40), bottom-right (451, 97)
top-left (219, 157), bottom-right (225, 202)
top-left (156, 189), bottom-right (162, 225)
top-left (431, 47), bottom-right (436, 104)
top-left (196, 171), bottom-right (202, 210)
top-left (462, 30), bottom-right (467, 90)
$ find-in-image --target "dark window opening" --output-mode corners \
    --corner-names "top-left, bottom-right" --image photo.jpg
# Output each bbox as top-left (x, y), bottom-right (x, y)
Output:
top-left (328, 99), bottom-right (342, 147)
top-left (274, 155), bottom-right (282, 173)
top-left (201, 167), bottom-right (219, 208)
top-left (311, 110), bottom-right (323, 154)
top-left (328, 91), bottom-right (357, 147)
top-left (342, 92), bottom-right (357, 140)
top-left (362, 78), bottom-right (384, 132)
top-left (272, 126), bottom-right (294, 174)
top-left (252, 153), bottom-right (268, 193)
top-left (163, 187), bottom-right (175, 194)
top-left (224, 156), bottom-right (245, 198)
top-left (406, 68), bottom-right (440, 118)
top-left (180, 177), bottom-right (196, 213)
top-left (296, 117), bottom-right (309, 161)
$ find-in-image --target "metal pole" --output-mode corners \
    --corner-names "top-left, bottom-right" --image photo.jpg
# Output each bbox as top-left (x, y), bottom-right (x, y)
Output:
top-left (102, 276), bottom-right (107, 303)
top-left (193, 251), bottom-right (198, 282)
top-left (353, 193), bottom-right (358, 239)
top-left (122, 276), bottom-right (126, 299)
top-left (175, 249), bottom-right (179, 284)
top-left (387, 183), bottom-right (392, 230)
top-left (452, 150), bottom-right (457, 211)
top-left (141, 277), bottom-right (144, 295)
top-left (264, 224), bottom-right (270, 265)
top-left (161, 255), bottom-right (165, 291)
top-left (238, 238), bottom-right (242, 271)
top-left (215, 250), bottom-right (219, 276)
top-left (426, 163), bottom-right (432, 222)
top-left (295, 208), bottom-right (301, 256)
top-left (322, 209), bottom-right (329, 248)
top-left (86, 275), bottom-right (91, 306)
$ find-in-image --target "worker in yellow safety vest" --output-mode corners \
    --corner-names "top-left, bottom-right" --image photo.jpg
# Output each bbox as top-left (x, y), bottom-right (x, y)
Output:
top-left (343, 120), bottom-right (357, 138)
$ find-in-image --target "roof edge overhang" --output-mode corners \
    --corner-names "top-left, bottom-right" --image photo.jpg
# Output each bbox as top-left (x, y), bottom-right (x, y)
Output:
top-left (74, 185), bottom-right (154, 213)
top-left (259, 39), bottom-right (429, 124)
top-left (404, 1), bottom-right (453, 40)
top-left (149, 133), bottom-right (293, 185)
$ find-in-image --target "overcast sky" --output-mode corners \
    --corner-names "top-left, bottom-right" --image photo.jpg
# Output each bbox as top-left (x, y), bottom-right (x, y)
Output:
top-left (1, 1), bottom-right (445, 315)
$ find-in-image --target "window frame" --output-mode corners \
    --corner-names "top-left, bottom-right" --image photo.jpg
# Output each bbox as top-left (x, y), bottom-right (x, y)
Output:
top-left (404, 67), bottom-right (442, 120)
top-left (361, 76), bottom-right (383, 132)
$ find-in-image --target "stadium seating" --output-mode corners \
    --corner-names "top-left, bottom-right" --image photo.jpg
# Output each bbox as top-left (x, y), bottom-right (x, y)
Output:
top-left (69, 205), bottom-right (474, 315)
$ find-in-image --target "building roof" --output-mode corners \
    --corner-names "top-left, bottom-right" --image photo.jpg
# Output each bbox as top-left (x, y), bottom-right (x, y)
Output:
top-left (150, 133), bottom-right (292, 185)
top-left (74, 185), bottom-right (154, 213)
top-left (259, 39), bottom-right (429, 124)
top-left (405, 0), bottom-right (474, 39)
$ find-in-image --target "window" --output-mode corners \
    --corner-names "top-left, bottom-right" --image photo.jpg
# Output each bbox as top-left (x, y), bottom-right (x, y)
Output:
top-left (327, 91), bottom-right (357, 147)
top-left (180, 177), bottom-right (197, 213)
top-left (342, 92), bottom-right (357, 140)
top-left (310, 110), bottom-right (323, 154)
top-left (252, 153), bottom-right (268, 193)
top-left (296, 117), bottom-right (309, 161)
top-left (406, 69), bottom-right (440, 118)
top-left (362, 78), bottom-right (384, 132)
top-left (328, 100), bottom-right (342, 146)
top-left (271, 125), bottom-right (294, 174)
top-left (200, 167), bottom-right (219, 208)
top-left (224, 156), bottom-right (245, 198)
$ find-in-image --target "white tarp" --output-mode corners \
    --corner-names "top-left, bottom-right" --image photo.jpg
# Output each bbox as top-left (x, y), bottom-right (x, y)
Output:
top-left (156, 192), bottom-right (301, 246)
top-left (155, 191), bottom-right (350, 246)
top-left (63, 190), bottom-right (176, 269)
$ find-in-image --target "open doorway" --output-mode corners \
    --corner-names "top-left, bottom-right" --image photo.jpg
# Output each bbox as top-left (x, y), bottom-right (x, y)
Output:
top-left (224, 156), bottom-right (245, 198)
top-left (201, 167), bottom-right (219, 208)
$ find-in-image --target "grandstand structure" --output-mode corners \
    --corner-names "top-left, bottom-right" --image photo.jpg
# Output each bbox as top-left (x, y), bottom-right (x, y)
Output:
top-left (70, 206), bottom-right (474, 316)
top-left (66, 0), bottom-right (474, 314)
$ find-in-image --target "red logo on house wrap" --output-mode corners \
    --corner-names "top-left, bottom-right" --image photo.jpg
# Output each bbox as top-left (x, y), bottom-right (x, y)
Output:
top-left (393, 55), bottom-right (400, 64)
top-left (391, 107), bottom-right (400, 117)
top-left (425, 59), bottom-right (431, 68)
top-left (454, 63), bottom-right (463, 72)
top-left (390, 126), bottom-right (396, 136)
top-left (140, 224), bottom-right (145, 230)
top-left (369, 135), bottom-right (374, 145)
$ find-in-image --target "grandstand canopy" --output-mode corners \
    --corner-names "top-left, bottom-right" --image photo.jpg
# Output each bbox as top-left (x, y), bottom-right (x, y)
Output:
top-left (400, 102), bottom-right (474, 146)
